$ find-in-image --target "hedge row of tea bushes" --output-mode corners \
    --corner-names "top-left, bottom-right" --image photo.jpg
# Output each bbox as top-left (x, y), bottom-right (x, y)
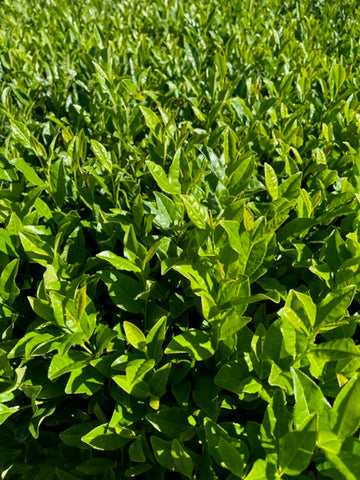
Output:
top-left (0, 0), bottom-right (360, 478)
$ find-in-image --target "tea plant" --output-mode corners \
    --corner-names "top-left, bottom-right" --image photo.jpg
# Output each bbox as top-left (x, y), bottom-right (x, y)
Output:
top-left (0, 0), bottom-right (360, 479)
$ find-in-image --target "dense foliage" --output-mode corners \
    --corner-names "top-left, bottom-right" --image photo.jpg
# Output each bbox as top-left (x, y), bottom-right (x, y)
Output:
top-left (1, 0), bottom-right (360, 478)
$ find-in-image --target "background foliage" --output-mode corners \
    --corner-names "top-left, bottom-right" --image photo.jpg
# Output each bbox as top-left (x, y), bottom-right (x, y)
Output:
top-left (1, 0), bottom-right (360, 478)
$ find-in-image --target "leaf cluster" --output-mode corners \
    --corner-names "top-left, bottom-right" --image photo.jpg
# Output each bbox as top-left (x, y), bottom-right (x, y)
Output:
top-left (1, 0), bottom-right (360, 479)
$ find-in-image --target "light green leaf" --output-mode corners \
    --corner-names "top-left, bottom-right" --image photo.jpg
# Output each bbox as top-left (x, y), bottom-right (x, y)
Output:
top-left (90, 139), bottom-right (112, 171)
top-left (65, 366), bottom-right (104, 395)
top-left (264, 163), bottom-right (278, 200)
top-left (325, 451), bottom-right (360, 480)
top-left (98, 270), bottom-right (143, 313)
top-left (126, 358), bottom-right (155, 385)
top-left (181, 195), bottom-right (209, 229)
top-left (10, 157), bottom-right (45, 186)
top-left (329, 62), bottom-right (346, 96)
top-left (243, 459), bottom-right (277, 480)
top-left (74, 285), bottom-right (87, 323)
top-left (315, 286), bottom-right (355, 330)
top-left (308, 338), bottom-right (360, 362)
top-left (204, 417), bottom-right (248, 477)
top-left (10, 120), bottom-right (31, 148)
top-left (279, 413), bottom-right (318, 476)
top-left (123, 321), bottom-right (147, 352)
top-left (81, 423), bottom-right (135, 450)
top-left (165, 329), bottom-right (215, 361)
top-left (330, 373), bottom-right (360, 439)
top-left (140, 106), bottom-right (161, 132)
top-left (0, 404), bottom-right (19, 425)
top-left (146, 160), bottom-right (181, 195)
top-left (219, 315), bottom-right (251, 340)
top-left (223, 127), bottom-right (237, 164)
top-left (0, 258), bottom-right (20, 304)
top-left (291, 368), bottom-right (331, 430)
top-left (146, 316), bottom-right (167, 363)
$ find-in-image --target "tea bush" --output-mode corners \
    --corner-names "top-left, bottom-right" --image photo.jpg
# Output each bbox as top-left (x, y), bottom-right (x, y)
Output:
top-left (0, 0), bottom-right (360, 478)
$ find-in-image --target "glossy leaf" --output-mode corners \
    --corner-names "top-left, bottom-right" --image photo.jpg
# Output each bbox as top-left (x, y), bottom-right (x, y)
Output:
top-left (165, 329), bottom-right (215, 361)
top-left (330, 374), bottom-right (360, 439)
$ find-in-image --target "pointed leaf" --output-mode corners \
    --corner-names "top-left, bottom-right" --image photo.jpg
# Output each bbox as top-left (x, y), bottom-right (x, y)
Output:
top-left (279, 413), bottom-right (318, 476)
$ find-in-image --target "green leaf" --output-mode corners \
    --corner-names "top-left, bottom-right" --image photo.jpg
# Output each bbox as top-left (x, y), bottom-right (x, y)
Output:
top-left (279, 306), bottom-right (309, 335)
top-left (10, 157), bottom-right (44, 186)
top-left (223, 127), bottom-right (238, 164)
top-left (330, 374), bottom-right (360, 439)
top-left (227, 155), bottom-right (255, 195)
top-left (74, 285), bottom-right (87, 322)
top-left (279, 413), bottom-right (318, 476)
top-left (140, 106), bottom-right (161, 132)
top-left (0, 404), bottom-right (19, 425)
top-left (10, 120), bottom-right (31, 148)
top-left (123, 224), bottom-right (147, 265)
top-left (0, 258), bottom-right (20, 304)
top-left (81, 423), bottom-right (135, 450)
top-left (171, 439), bottom-right (194, 479)
top-left (123, 321), bottom-right (147, 352)
top-left (291, 368), bottom-right (331, 429)
top-left (329, 62), bottom-right (346, 96)
top-left (315, 286), bottom-right (355, 330)
top-left (126, 358), bottom-right (155, 385)
top-left (325, 451), bottom-right (360, 480)
top-left (287, 290), bottom-right (316, 331)
top-left (48, 351), bottom-right (89, 380)
top-left (308, 338), bottom-right (360, 362)
top-left (219, 315), bottom-right (251, 340)
top-left (261, 390), bottom-right (291, 452)
top-left (50, 159), bottom-right (65, 207)
top-left (181, 195), bottom-right (209, 229)
top-left (217, 436), bottom-right (244, 478)
top-left (90, 139), bottom-right (112, 171)
top-left (19, 229), bottom-right (53, 266)
top-left (59, 421), bottom-right (100, 449)
top-left (29, 404), bottom-right (56, 438)
top-left (192, 376), bottom-right (220, 419)
top-left (76, 458), bottom-right (115, 475)
top-left (98, 270), bottom-right (143, 313)
top-left (148, 363), bottom-right (171, 398)
top-left (278, 172), bottom-right (302, 200)
top-left (168, 150), bottom-right (181, 191)
top-left (150, 436), bottom-right (175, 470)
top-left (55, 468), bottom-right (83, 480)
top-left (243, 459), bottom-right (277, 480)
top-left (219, 224), bottom-right (267, 279)
top-left (112, 375), bottom-right (150, 398)
top-left (65, 365), bottom-right (104, 395)
top-left (96, 251), bottom-right (142, 273)
top-left (34, 197), bottom-right (52, 219)
top-left (129, 437), bottom-right (146, 463)
top-left (146, 160), bottom-right (181, 195)
top-left (165, 329), bottom-right (215, 361)
top-left (264, 162), bottom-right (278, 200)
top-left (146, 408), bottom-right (194, 439)
top-left (146, 316), bottom-right (167, 363)
top-left (214, 360), bottom-right (250, 395)
top-left (204, 417), bottom-right (248, 477)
